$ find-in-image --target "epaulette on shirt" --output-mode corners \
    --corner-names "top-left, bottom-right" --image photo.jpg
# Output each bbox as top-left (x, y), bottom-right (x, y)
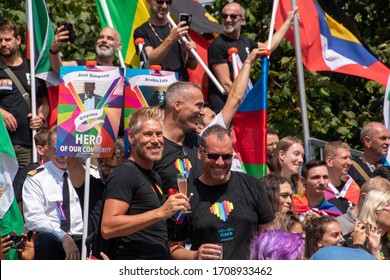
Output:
top-left (27, 166), bottom-right (45, 177)
top-left (90, 164), bottom-right (98, 170)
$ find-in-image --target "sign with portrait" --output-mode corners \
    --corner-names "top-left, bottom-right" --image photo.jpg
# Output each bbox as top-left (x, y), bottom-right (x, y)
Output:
top-left (57, 65), bottom-right (124, 158)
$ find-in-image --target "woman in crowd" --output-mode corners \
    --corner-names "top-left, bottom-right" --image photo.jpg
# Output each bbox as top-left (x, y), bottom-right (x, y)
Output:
top-left (358, 189), bottom-right (390, 260)
top-left (260, 174), bottom-right (293, 213)
top-left (270, 136), bottom-right (305, 194)
top-left (273, 210), bottom-right (303, 234)
top-left (303, 216), bottom-right (345, 259)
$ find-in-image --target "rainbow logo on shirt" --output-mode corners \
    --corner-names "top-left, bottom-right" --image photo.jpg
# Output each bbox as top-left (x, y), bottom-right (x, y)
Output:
top-left (175, 158), bottom-right (192, 177)
top-left (210, 200), bottom-right (234, 222)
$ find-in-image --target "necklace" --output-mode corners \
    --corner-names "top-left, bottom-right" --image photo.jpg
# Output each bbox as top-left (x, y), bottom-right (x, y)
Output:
top-left (147, 21), bottom-right (171, 43)
top-left (360, 155), bottom-right (376, 173)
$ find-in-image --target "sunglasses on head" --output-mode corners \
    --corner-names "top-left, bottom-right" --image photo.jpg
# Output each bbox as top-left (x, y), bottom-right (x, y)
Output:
top-left (221, 13), bottom-right (241, 20)
top-left (201, 147), bottom-right (233, 161)
top-left (155, 0), bottom-right (172, 5)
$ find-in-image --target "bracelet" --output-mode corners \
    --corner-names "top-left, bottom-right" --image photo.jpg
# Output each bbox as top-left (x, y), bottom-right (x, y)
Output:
top-left (49, 48), bottom-right (59, 55)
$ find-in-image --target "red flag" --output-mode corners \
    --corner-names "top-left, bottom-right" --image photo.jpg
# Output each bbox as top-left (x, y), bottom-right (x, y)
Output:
top-left (275, 0), bottom-right (390, 87)
top-left (187, 30), bottom-right (210, 100)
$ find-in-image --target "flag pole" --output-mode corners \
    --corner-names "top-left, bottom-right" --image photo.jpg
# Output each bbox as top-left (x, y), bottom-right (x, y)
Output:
top-left (98, 0), bottom-right (126, 68)
top-left (27, 0), bottom-right (38, 162)
top-left (167, 13), bottom-right (226, 96)
top-left (81, 158), bottom-right (91, 260)
top-left (291, 0), bottom-right (310, 161)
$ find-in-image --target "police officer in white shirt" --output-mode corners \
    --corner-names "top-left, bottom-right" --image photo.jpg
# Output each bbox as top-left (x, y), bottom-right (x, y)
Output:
top-left (23, 126), bottom-right (83, 260)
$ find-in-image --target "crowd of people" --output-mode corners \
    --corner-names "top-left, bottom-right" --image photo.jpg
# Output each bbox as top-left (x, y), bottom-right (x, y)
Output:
top-left (1, 1), bottom-right (390, 261)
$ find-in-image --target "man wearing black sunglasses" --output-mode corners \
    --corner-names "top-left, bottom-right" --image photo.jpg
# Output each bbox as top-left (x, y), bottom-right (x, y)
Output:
top-left (134, 0), bottom-right (197, 81)
top-left (169, 125), bottom-right (275, 260)
top-left (207, 2), bottom-right (298, 114)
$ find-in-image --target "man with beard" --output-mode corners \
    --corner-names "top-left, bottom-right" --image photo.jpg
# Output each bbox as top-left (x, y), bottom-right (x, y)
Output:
top-left (153, 81), bottom-right (205, 194)
top-left (23, 125), bottom-right (84, 259)
top-left (0, 19), bottom-right (49, 168)
top-left (207, 2), bottom-right (297, 113)
top-left (169, 125), bottom-right (275, 260)
top-left (133, 0), bottom-right (197, 81)
top-left (100, 107), bottom-right (189, 259)
top-left (49, 26), bottom-right (122, 73)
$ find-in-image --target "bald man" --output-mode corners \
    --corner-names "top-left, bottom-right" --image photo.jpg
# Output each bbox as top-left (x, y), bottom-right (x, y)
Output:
top-left (49, 26), bottom-right (122, 72)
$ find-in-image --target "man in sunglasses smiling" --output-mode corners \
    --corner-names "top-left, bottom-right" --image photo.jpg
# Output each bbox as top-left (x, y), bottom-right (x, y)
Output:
top-left (134, 0), bottom-right (197, 81)
top-left (169, 125), bottom-right (275, 260)
top-left (207, 2), bottom-right (298, 114)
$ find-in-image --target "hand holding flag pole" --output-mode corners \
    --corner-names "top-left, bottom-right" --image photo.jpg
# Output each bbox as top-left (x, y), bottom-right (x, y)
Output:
top-left (167, 13), bottom-right (226, 95)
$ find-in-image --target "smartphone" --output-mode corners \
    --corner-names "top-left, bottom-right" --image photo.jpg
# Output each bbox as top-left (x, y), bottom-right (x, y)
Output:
top-left (59, 22), bottom-right (74, 43)
top-left (179, 13), bottom-right (192, 27)
top-left (10, 234), bottom-right (24, 250)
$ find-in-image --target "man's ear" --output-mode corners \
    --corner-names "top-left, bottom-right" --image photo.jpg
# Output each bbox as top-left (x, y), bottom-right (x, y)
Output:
top-left (198, 146), bottom-right (203, 160)
top-left (325, 156), bottom-right (333, 167)
top-left (363, 135), bottom-right (372, 148)
top-left (128, 131), bottom-right (135, 145)
top-left (240, 15), bottom-right (246, 26)
top-left (174, 100), bottom-right (181, 112)
top-left (36, 145), bottom-right (44, 156)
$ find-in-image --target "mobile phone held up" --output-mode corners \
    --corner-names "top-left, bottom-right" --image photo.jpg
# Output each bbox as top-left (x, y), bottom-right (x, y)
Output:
top-left (59, 22), bottom-right (74, 43)
top-left (179, 13), bottom-right (192, 28)
top-left (10, 234), bottom-right (24, 249)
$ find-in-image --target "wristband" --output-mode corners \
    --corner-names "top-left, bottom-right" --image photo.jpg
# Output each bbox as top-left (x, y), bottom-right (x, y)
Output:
top-left (49, 48), bottom-right (59, 55)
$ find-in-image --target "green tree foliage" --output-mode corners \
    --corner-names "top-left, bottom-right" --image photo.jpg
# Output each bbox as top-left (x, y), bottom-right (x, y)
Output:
top-left (2, 0), bottom-right (389, 150)
top-left (207, 0), bottom-right (389, 149)
top-left (1, 0), bottom-right (99, 60)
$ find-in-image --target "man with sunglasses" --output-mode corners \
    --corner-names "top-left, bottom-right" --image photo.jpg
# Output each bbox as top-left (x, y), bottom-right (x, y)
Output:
top-left (134, 0), bottom-right (197, 81)
top-left (169, 125), bottom-right (275, 260)
top-left (207, 2), bottom-right (297, 114)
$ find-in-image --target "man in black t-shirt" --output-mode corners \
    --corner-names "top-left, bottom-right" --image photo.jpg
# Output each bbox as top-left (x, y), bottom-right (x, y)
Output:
top-left (100, 107), bottom-right (189, 259)
top-left (153, 81), bottom-right (205, 194)
top-left (169, 125), bottom-right (275, 260)
top-left (133, 0), bottom-right (197, 80)
top-left (0, 19), bottom-right (48, 168)
top-left (207, 2), bottom-right (297, 113)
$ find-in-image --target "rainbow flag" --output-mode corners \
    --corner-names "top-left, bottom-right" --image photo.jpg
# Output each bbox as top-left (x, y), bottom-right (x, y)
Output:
top-left (275, 0), bottom-right (390, 87)
top-left (96, 0), bottom-right (149, 67)
top-left (292, 193), bottom-right (342, 218)
top-left (232, 57), bottom-right (268, 178)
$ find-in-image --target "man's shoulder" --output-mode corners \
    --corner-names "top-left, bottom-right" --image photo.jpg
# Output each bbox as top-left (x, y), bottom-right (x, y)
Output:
top-left (27, 165), bottom-right (45, 177)
top-left (134, 22), bottom-right (150, 34)
top-left (229, 171), bottom-right (262, 188)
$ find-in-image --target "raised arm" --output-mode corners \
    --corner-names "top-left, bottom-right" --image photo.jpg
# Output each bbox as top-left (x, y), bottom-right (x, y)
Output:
top-left (260, 7), bottom-right (298, 52)
top-left (49, 25), bottom-right (78, 74)
top-left (142, 22), bottom-right (190, 66)
top-left (220, 48), bottom-right (263, 127)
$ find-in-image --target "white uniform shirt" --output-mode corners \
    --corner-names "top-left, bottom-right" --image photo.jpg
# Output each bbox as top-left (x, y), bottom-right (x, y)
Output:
top-left (22, 160), bottom-right (83, 240)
